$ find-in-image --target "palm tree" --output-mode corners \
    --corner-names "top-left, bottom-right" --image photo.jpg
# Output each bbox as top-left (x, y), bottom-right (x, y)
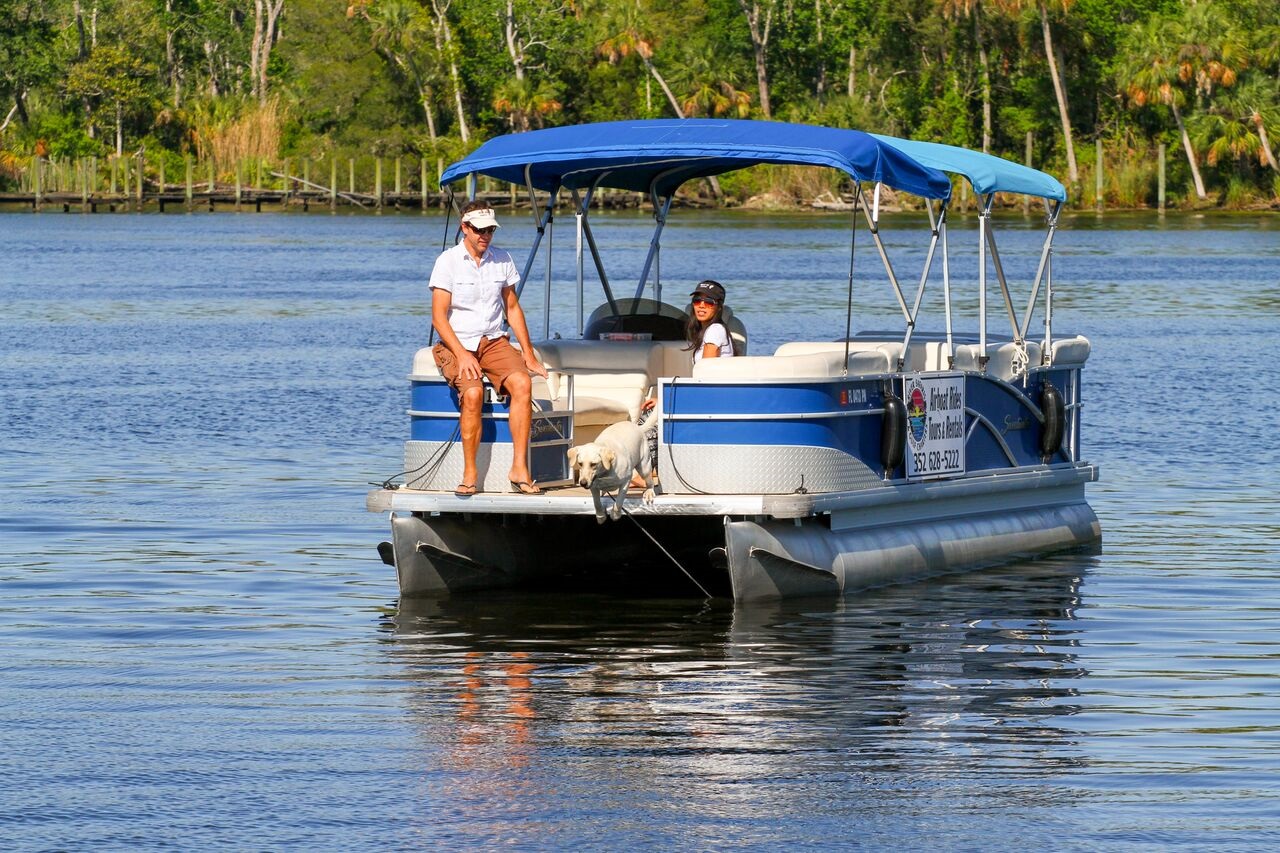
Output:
top-left (595, 0), bottom-right (684, 119)
top-left (678, 47), bottom-right (751, 119)
top-left (360, 0), bottom-right (440, 142)
top-left (1201, 78), bottom-right (1279, 173)
top-left (940, 0), bottom-right (1003, 153)
top-left (493, 77), bottom-right (563, 132)
top-left (1119, 16), bottom-right (1207, 199)
top-left (1007, 0), bottom-right (1079, 189)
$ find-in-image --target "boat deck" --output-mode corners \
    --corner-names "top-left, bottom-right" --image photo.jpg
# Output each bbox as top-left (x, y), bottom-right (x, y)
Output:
top-left (367, 464), bottom-right (1098, 520)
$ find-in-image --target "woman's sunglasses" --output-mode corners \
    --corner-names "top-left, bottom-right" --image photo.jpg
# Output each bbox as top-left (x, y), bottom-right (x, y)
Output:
top-left (691, 297), bottom-right (719, 306)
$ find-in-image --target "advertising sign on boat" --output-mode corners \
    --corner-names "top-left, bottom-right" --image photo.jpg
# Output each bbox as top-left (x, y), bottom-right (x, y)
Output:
top-left (903, 375), bottom-right (966, 479)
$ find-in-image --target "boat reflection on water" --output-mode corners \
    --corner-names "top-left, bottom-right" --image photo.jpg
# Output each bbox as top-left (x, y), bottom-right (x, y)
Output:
top-left (383, 555), bottom-right (1094, 816)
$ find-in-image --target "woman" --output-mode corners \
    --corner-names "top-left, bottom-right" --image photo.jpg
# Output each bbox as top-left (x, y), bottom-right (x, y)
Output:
top-left (632, 280), bottom-right (735, 487)
top-left (684, 279), bottom-right (736, 363)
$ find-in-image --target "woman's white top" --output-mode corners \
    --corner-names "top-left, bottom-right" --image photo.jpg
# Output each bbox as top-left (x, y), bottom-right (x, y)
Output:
top-left (693, 322), bottom-right (734, 364)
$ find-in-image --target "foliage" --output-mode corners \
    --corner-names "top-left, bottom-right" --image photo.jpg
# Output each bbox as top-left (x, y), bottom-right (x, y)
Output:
top-left (0, 0), bottom-right (1275, 204)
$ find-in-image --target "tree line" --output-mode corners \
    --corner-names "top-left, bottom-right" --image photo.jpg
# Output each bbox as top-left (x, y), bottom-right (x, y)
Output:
top-left (1, 0), bottom-right (1276, 207)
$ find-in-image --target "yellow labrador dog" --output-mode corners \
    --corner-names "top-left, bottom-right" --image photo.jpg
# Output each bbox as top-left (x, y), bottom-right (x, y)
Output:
top-left (567, 421), bottom-right (657, 524)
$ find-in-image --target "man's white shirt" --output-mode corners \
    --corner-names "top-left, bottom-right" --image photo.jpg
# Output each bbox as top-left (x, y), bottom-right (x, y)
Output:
top-left (429, 242), bottom-right (521, 351)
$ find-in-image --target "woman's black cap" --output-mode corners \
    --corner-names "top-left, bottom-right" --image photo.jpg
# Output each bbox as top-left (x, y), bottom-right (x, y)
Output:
top-left (689, 280), bottom-right (725, 303)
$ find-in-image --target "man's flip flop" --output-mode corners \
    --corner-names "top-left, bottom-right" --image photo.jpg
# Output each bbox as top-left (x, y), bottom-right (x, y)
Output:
top-left (453, 483), bottom-right (479, 497)
top-left (509, 480), bottom-right (542, 496)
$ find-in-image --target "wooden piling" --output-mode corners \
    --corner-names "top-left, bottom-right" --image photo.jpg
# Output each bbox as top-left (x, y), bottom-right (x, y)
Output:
top-left (348, 158), bottom-right (355, 196)
top-left (33, 157), bottom-right (42, 211)
top-left (376, 157), bottom-right (383, 212)
top-left (185, 156), bottom-right (194, 211)
top-left (1095, 138), bottom-right (1104, 213)
top-left (330, 157), bottom-right (338, 211)
top-left (421, 159), bottom-right (428, 211)
top-left (136, 153), bottom-right (144, 209)
top-left (395, 156), bottom-right (402, 196)
top-left (1157, 143), bottom-right (1166, 214)
top-left (122, 157), bottom-right (131, 211)
top-left (235, 160), bottom-right (243, 211)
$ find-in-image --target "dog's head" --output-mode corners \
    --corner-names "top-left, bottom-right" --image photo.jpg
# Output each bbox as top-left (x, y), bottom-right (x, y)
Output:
top-left (567, 443), bottom-right (617, 488)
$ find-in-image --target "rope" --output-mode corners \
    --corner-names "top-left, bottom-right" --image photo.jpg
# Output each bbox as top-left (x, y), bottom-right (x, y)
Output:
top-left (374, 421), bottom-right (460, 490)
top-left (618, 503), bottom-right (713, 598)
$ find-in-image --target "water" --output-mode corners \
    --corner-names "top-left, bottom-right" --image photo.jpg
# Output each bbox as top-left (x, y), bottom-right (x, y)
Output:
top-left (2, 209), bottom-right (1278, 849)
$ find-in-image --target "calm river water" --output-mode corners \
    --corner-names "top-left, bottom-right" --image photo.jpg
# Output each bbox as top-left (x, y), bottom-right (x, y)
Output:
top-left (2, 209), bottom-right (1278, 850)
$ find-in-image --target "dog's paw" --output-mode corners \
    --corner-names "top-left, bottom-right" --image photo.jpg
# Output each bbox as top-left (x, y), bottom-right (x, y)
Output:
top-left (595, 512), bottom-right (607, 525)
top-left (642, 487), bottom-right (656, 505)
top-left (609, 504), bottom-right (622, 521)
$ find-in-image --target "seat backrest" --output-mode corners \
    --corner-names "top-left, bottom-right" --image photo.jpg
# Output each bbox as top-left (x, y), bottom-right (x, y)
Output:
top-left (692, 351), bottom-right (847, 380)
top-left (953, 341), bottom-right (1044, 380)
top-left (1050, 335), bottom-right (1091, 367)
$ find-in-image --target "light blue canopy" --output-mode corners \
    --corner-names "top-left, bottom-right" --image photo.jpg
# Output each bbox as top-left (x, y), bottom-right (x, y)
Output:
top-left (440, 119), bottom-right (954, 201)
top-left (872, 134), bottom-right (1068, 202)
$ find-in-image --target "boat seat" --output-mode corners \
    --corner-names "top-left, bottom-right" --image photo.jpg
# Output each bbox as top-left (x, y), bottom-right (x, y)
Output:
top-left (1050, 335), bottom-right (1091, 367)
top-left (773, 340), bottom-right (928, 374)
top-left (537, 340), bottom-right (663, 425)
top-left (692, 351), bottom-right (848, 380)
top-left (409, 345), bottom-right (559, 403)
top-left (952, 341), bottom-right (1044, 380)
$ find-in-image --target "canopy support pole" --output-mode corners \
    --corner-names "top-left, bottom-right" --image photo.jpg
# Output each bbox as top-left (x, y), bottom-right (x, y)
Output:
top-left (514, 169), bottom-right (557, 306)
top-left (842, 183), bottom-right (861, 377)
top-left (575, 175), bottom-right (619, 323)
top-left (978, 194), bottom-right (993, 370)
top-left (940, 204), bottom-right (954, 368)
top-left (1020, 200), bottom-right (1061, 360)
top-left (858, 185), bottom-right (912, 329)
top-left (574, 196), bottom-right (585, 338)
top-left (633, 191), bottom-right (674, 309)
top-left (901, 199), bottom-right (943, 365)
top-left (984, 215), bottom-right (1022, 345)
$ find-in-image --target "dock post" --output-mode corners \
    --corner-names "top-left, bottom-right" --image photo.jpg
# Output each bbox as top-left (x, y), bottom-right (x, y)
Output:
top-left (235, 160), bottom-right (242, 211)
top-left (283, 157), bottom-right (291, 207)
top-left (395, 156), bottom-right (402, 199)
top-left (330, 156), bottom-right (337, 212)
top-left (110, 156), bottom-right (118, 196)
top-left (185, 156), bottom-right (193, 211)
top-left (122, 156), bottom-right (131, 211)
top-left (1095, 138), bottom-right (1104, 213)
top-left (33, 156), bottom-right (42, 212)
top-left (208, 158), bottom-right (214, 192)
top-left (255, 158), bottom-right (263, 191)
top-left (136, 153), bottom-right (144, 210)
top-left (1157, 143), bottom-right (1166, 214)
top-left (81, 158), bottom-right (89, 211)
top-left (420, 158), bottom-right (428, 211)
top-left (348, 158), bottom-right (355, 196)
top-left (158, 159), bottom-right (165, 196)
top-left (376, 157), bottom-right (383, 212)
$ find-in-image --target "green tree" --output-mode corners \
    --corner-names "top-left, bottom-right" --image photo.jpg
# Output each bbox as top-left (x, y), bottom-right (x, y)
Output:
top-left (64, 43), bottom-right (158, 156)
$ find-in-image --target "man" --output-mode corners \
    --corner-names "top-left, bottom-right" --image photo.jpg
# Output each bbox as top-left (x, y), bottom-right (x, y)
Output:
top-left (430, 200), bottom-right (548, 496)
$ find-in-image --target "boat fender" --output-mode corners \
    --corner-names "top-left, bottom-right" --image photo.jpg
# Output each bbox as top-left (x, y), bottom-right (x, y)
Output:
top-left (881, 394), bottom-right (907, 473)
top-left (1041, 383), bottom-right (1065, 458)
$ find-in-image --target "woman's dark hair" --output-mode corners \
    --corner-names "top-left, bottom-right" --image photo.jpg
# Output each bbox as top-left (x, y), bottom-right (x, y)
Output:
top-left (685, 281), bottom-right (737, 357)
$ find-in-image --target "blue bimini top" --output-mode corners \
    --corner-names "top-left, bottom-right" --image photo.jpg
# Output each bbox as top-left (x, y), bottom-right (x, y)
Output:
top-left (872, 134), bottom-right (1068, 202)
top-left (440, 119), bottom-right (954, 202)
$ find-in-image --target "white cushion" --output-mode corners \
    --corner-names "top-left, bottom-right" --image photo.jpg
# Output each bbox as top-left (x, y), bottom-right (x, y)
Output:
top-left (693, 352), bottom-right (847, 379)
top-left (1050, 336), bottom-right (1091, 366)
top-left (953, 341), bottom-right (1044, 380)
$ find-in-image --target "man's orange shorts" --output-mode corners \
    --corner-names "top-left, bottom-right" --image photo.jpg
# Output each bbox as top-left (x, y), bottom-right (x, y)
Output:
top-left (432, 335), bottom-right (527, 394)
